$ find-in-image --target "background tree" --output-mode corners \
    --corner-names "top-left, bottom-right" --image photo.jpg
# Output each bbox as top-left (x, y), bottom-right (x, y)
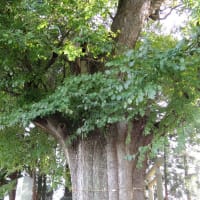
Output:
top-left (0, 126), bottom-right (68, 199)
top-left (162, 127), bottom-right (200, 200)
top-left (0, 0), bottom-right (200, 200)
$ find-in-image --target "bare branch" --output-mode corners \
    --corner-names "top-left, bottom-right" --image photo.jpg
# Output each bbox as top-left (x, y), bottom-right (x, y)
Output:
top-left (159, 4), bottom-right (183, 20)
top-left (108, 12), bottom-right (114, 20)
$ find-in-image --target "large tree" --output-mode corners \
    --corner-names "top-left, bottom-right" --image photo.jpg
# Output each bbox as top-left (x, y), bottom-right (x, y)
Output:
top-left (0, 0), bottom-right (200, 200)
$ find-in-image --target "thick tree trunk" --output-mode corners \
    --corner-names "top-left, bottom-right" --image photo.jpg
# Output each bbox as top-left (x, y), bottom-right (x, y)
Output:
top-left (35, 117), bottom-right (152, 200)
top-left (66, 120), bottom-right (152, 200)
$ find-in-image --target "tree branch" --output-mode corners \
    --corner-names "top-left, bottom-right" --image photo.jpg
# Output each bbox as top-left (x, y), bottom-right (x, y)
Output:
top-left (33, 115), bottom-right (70, 161)
top-left (111, 0), bottom-right (166, 48)
top-left (159, 4), bottom-right (183, 20)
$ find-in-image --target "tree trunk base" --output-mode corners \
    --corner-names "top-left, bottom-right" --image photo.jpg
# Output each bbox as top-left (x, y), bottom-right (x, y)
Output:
top-left (67, 121), bottom-right (152, 200)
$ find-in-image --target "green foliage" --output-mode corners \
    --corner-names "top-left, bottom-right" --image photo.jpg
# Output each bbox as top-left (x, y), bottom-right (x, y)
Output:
top-left (1, 1), bottom-right (198, 135)
top-left (1, 33), bottom-right (200, 137)
top-left (0, 0), bottom-right (114, 104)
top-left (183, 0), bottom-right (200, 22)
top-left (0, 126), bottom-right (66, 193)
top-left (0, 180), bottom-right (16, 198)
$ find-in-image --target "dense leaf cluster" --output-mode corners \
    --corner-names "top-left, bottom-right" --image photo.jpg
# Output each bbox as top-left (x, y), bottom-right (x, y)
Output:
top-left (0, 0), bottom-right (114, 103)
top-left (1, 35), bottom-right (199, 137)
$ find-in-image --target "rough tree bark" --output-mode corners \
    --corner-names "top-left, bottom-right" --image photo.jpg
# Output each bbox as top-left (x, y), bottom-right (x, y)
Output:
top-left (34, 0), bottom-right (165, 200)
top-left (111, 0), bottom-right (164, 48)
top-left (35, 116), bottom-right (152, 200)
top-left (111, 0), bottom-right (151, 48)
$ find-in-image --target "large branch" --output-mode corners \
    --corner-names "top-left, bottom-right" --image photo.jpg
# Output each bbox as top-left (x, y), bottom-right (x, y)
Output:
top-left (111, 0), bottom-right (151, 48)
top-left (111, 0), bottom-right (165, 48)
top-left (33, 115), bottom-right (70, 161)
top-left (159, 4), bottom-right (183, 20)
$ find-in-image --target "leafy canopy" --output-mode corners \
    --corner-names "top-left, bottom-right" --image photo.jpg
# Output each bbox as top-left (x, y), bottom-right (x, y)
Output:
top-left (0, 0), bottom-right (200, 135)
top-left (1, 34), bottom-right (200, 136)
